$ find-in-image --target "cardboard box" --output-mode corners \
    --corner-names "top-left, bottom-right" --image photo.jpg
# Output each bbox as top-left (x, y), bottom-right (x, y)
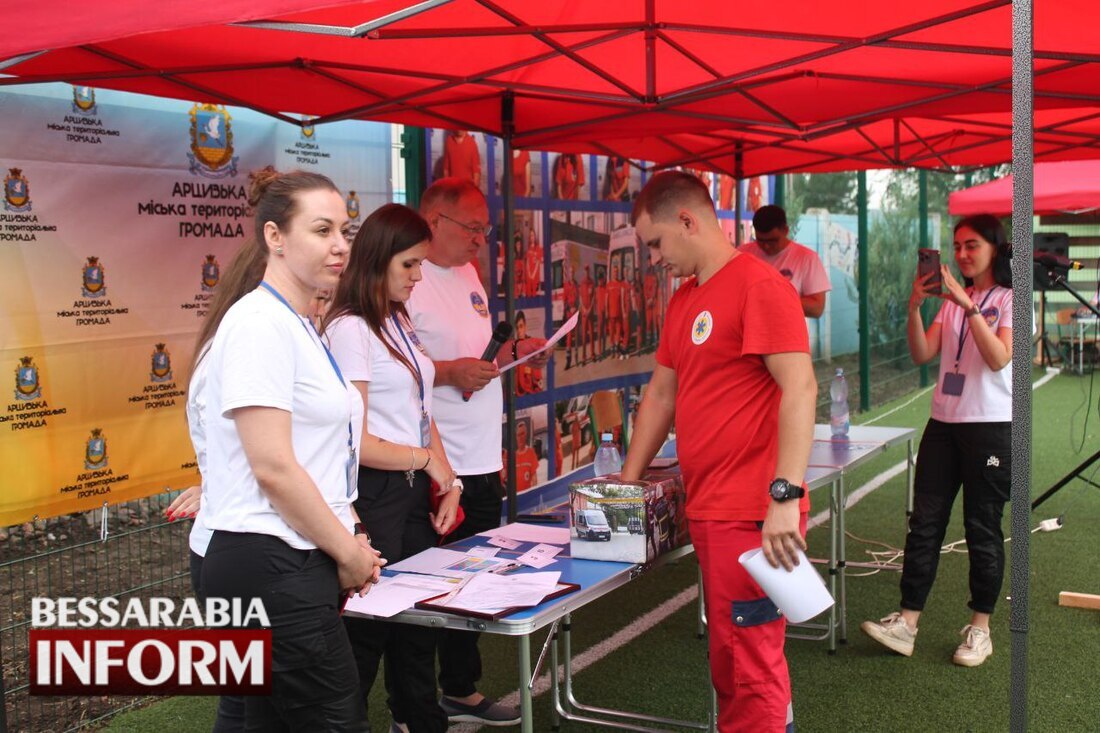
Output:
top-left (569, 471), bottom-right (689, 563)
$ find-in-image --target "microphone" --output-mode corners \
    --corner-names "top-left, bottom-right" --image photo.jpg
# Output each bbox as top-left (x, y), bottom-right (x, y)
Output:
top-left (462, 321), bottom-right (513, 402)
top-left (1034, 251), bottom-right (1083, 270)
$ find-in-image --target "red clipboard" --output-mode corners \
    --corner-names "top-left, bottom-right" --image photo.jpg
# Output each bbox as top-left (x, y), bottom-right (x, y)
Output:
top-left (414, 581), bottom-right (580, 620)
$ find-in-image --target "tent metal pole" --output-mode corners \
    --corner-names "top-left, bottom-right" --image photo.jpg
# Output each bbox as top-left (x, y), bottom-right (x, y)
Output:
top-left (858, 169), bottom-right (866, 411)
top-left (501, 93), bottom-right (518, 524)
top-left (733, 143), bottom-right (743, 247)
top-left (918, 171), bottom-right (930, 388)
top-left (1010, 0), bottom-right (1033, 730)
top-left (774, 174), bottom-right (785, 209)
top-left (857, 171), bottom-right (870, 411)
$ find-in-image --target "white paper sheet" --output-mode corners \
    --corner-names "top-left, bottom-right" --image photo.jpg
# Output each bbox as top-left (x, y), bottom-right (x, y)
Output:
top-left (478, 522), bottom-right (571, 546)
top-left (343, 575), bottom-right (455, 618)
top-left (466, 546), bottom-right (500, 558)
top-left (516, 543), bottom-right (562, 568)
top-left (443, 571), bottom-right (562, 612)
top-left (386, 547), bottom-right (513, 578)
top-left (499, 311), bottom-right (578, 373)
top-left (487, 535), bottom-right (522, 550)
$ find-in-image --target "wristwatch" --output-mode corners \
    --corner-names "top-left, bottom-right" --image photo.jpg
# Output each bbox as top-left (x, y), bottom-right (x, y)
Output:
top-left (450, 477), bottom-right (464, 494)
top-left (768, 478), bottom-right (805, 503)
top-left (965, 303), bottom-right (982, 318)
top-left (353, 522), bottom-right (371, 543)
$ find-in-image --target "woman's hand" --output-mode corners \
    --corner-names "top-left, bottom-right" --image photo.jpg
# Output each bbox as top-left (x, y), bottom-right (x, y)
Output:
top-left (348, 537), bottom-right (386, 597)
top-left (939, 264), bottom-right (973, 310)
top-left (424, 448), bottom-right (455, 488)
top-left (165, 485), bottom-right (201, 521)
top-left (431, 481), bottom-right (462, 536)
top-left (337, 540), bottom-right (382, 595)
top-left (909, 270), bottom-right (939, 313)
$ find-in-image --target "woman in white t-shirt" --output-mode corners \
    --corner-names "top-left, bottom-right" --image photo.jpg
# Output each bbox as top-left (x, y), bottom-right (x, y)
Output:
top-left (324, 203), bottom-right (461, 733)
top-left (198, 168), bottom-right (379, 731)
top-left (862, 214), bottom-right (1013, 669)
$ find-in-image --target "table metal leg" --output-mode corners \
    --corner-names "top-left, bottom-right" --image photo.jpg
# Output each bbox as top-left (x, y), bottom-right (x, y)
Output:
top-left (828, 477), bottom-right (838, 653)
top-left (550, 628), bottom-right (561, 730)
top-left (837, 474), bottom-right (848, 643)
top-left (519, 634), bottom-right (533, 733)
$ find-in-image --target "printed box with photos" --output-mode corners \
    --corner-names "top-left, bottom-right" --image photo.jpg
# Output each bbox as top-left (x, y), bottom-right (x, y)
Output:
top-left (569, 470), bottom-right (689, 564)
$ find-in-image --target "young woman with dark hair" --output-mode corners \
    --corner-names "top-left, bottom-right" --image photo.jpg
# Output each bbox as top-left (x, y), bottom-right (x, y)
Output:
top-left (862, 214), bottom-right (1013, 668)
top-left (324, 203), bottom-right (460, 733)
top-left (197, 167), bottom-right (379, 731)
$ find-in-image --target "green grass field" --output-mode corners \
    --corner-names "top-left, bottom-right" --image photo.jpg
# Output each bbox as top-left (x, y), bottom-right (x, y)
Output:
top-left (105, 369), bottom-right (1100, 732)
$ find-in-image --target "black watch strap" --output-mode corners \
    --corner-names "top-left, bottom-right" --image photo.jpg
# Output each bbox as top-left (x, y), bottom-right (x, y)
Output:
top-left (354, 522), bottom-right (370, 540)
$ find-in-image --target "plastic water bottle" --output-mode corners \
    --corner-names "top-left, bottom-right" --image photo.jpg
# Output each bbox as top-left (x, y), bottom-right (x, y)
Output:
top-left (829, 368), bottom-right (850, 438)
top-left (593, 433), bottom-right (623, 477)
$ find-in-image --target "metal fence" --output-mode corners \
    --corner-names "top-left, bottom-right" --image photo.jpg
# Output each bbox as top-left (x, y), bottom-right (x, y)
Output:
top-left (0, 493), bottom-right (190, 733)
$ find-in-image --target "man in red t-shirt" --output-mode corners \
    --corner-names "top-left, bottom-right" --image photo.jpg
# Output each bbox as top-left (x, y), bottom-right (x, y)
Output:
top-left (514, 421), bottom-right (540, 492)
top-left (595, 272), bottom-right (608, 360)
top-left (525, 229), bottom-right (541, 298)
top-left (621, 171), bottom-right (816, 733)
top-left (643, 264), bottom-right (658, 349)
top-left (579, 265), bottom-right (595, 363)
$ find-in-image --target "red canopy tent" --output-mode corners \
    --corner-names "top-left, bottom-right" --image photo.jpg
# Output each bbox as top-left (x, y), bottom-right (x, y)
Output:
top-left (3, 0), bottom-right (1100, 174)
top-left (948, 159), bottom-right (1100, 215)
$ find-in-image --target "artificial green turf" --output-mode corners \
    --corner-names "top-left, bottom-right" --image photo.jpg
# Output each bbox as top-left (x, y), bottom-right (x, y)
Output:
top-left (104, 370), bottom-right (1100, 732)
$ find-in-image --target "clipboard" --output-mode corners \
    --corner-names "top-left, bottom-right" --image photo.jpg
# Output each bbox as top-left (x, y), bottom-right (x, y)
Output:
top-left (414, 581), bottom-right (580, 620)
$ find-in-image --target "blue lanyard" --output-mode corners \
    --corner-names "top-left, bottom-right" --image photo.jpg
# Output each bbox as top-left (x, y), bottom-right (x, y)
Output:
top-left (260, 282), bottom-right (356, 494)
top-left (390, 313), bottom-right (426, 416)
top-left (954, 287), bottom-right (997, 369)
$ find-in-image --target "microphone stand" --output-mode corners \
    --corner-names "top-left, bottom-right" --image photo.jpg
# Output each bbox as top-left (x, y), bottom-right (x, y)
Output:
top-left (1032, 264), bottom-right (1100, 510)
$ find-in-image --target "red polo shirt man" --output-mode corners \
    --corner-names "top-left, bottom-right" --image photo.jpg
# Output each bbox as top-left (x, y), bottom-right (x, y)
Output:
top-left (621, 171), bottom-right (816, 733)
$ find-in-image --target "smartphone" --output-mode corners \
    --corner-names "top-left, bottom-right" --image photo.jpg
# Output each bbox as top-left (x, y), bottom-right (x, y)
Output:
top-left (917, 248), bottom-right (942, 292)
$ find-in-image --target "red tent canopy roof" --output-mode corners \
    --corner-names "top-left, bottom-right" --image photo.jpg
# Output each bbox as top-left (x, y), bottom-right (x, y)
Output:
top-left (948, 160), bottom-right (1100, 216)
top-left (3, 0), bottom-right (1100, 174)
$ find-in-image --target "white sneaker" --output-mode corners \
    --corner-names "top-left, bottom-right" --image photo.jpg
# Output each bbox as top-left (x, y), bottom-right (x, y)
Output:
top-left (860, 612), bottom-right (917, 656)
top-left (952, 625), bottom-right (993, 667)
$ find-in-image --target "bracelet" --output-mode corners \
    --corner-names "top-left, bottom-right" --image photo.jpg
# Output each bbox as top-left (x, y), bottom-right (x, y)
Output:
top-left (409, 447), bottom-right (416, 471)
top-left (422, 451), bottom-right (431, 470)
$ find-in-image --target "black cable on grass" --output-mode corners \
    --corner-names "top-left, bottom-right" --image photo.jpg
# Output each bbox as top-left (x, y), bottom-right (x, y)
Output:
top-left (1068, 359), bottom-right (1095, 454)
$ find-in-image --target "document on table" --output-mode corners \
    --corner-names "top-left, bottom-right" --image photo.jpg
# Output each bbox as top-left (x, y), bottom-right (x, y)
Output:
top-left (478, 522), bottom-right (570, 546)
top-left (499, 311), bottom-right (578, 373)
top-left (343, 574), bottom-right (455, 618)
top-left (516, 543), bottom-right (562, 568)
top-left (440, 571), bottom-right (562, 613)
top-left (387, 547), bottom-right (514, 578)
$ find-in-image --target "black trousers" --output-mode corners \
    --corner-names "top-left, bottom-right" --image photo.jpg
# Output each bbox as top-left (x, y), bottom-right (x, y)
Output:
top-left (437, 471), bottom-right (504, 698)
top-left (901, 419), bottom-right (1011, 615)
top-left (201, 532), bottom-right (369, 733)
top-left (344, 467), bottom-right (447, 733)
top-left (189, 550), bottom-right (247, 733)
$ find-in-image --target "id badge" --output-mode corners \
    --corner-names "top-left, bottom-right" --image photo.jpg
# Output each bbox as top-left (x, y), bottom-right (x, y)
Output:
top-left (942, 371), bottom-right (966, 396)
top-left (345, 448), bottom-right (357, 498)
top-left (419, 413), bottom-right (431, 448)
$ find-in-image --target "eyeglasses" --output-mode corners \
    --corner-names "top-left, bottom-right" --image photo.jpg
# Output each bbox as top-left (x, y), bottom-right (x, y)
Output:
top-left (438, 212), bottom-right (492, 238)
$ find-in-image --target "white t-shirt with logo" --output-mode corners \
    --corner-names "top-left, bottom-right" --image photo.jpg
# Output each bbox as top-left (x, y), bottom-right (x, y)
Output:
top-left (931, 286), bottom-right (1013, 423)
top-left (201, 289), bottom-right (364, 550)
top-left (740, 240), bottom-right (831, 298)
top-left (326, 312), bottom-right (436, 448)
top-left (407, 260), bottom-right (503, 475)
top-left (185, 349), bottom-right (213, 557)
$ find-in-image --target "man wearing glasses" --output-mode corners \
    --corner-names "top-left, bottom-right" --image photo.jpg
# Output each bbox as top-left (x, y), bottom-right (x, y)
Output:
top-left (408, 178), bottom-right (547, 727)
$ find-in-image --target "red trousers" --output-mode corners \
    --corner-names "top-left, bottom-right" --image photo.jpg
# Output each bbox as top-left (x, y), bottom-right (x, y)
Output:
top-left (692, 516), bottom-right (806, 733)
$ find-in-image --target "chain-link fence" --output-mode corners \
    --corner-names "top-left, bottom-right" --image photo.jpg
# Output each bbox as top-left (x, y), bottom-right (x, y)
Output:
top-left (0, 493), bottom-right (190, 733)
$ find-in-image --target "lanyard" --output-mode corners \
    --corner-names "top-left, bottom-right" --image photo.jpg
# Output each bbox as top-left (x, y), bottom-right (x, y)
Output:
top-left (390, 313), bottom-right (427, 416)
top-left (954, 288), bottom-right (997, 370)
top-left (260, 282), bottom-right (356, 495)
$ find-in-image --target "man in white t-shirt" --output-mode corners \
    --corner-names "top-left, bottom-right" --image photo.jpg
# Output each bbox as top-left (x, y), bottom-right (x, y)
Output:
top-left (408, 178), bottom-right (547, 726)
top-left (742, 205), bottom-right (831, 318)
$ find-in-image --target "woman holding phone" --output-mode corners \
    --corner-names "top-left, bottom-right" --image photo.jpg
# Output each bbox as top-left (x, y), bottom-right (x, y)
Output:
top-left (324, 203), bottom-right (460, 733)
top-left (862, 214), bottom-right (1012, 668)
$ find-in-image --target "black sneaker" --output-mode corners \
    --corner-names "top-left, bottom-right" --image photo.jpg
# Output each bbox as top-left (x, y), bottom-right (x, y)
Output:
top-left (439, 696), bottom-right (521, 727)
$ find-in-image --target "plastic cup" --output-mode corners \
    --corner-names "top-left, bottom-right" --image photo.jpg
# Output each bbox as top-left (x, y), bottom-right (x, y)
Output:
top-left (737, 547), bottom-right (834, 623)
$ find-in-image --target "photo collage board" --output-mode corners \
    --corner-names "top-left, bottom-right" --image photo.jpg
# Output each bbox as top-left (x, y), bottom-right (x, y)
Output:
top-left (426, 130), bottom-right (772, 495)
